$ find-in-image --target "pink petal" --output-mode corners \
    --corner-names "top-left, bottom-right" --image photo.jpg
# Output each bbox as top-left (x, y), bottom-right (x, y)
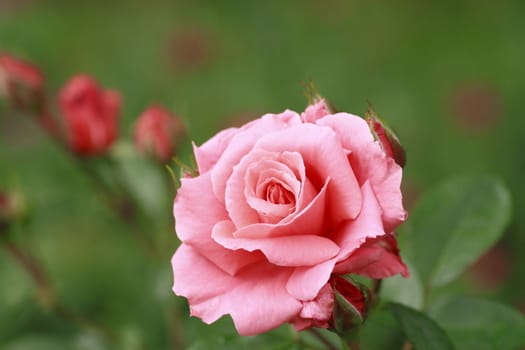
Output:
top-left (286, 259), bottom-right (337, 301)
top-left (333, 234), bottom-right (409, 278)
top-left (212, 220), bottom-right (340, 267)
top-left (254, 123), bottom-right (362, 223)
top-left (193, 127), bottom-right (238, 174)
top-left (317, 114), bottom-right (407, 232)
top-left (211, 111), bottom-right (301, 203)
top-left (332, 181), bottom-right (386, 261)
top-left (293, 283), bottom-right (334, 331)
top-left (225, 149), bottom-right (314, 228)
top-left (229, 177), bottom-right (329, 239)
top-left (173, 172), bottom-right (262, 275)
top-left (301, 99), bottom-right (330, 123)
top-left (172, 244), bottom-right (303, 336)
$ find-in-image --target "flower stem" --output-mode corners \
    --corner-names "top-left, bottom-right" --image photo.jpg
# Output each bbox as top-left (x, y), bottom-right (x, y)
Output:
top-left (307, 328), bottom-right (338, 350)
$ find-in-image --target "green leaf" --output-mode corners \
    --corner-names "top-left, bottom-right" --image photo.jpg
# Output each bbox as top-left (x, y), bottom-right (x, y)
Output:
top-left (388, 302), bottom-right (454, 350)
top-left (428, 296), bottom-right (525, 350)
top-left (381, 257), bottom-right (424, 310)
top-left (405, 175), bottom-right (511, 288)
top-left (360, 306), bottom-right (405, 350)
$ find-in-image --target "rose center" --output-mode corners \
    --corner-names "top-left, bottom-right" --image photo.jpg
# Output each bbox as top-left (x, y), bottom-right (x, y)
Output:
top-left (265, 182), bottom-right (295, 205)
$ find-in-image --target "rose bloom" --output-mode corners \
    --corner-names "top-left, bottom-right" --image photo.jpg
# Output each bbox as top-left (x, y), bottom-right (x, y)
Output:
top-left (171, 100), bottom-right (407, 335)
top-left (58, 75), bottom-right (120, 155)
top-left (134, 105), bottom-right (185, 162)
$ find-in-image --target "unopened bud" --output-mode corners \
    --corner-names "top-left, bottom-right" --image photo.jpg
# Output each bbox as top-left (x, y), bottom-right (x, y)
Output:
top-left (302, 82), bottom-right (337, 123)
top-left (134, 105), bottom-right (186, 163)
top-left (366, 106), bottom-right (406, 168)
top-left (0, 53), bottom-right (45, 113)
top-left (329, 275), bottom-right (371, 337)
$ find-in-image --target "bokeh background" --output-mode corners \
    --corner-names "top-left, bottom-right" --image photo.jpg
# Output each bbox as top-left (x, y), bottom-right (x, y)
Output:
top-left (1, 0), bottom-right (524, 349)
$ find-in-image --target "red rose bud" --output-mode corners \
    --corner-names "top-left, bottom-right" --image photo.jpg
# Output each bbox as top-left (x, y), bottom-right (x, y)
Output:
top-left (59, 74), bottom-right (121, 155)
top-left (329, 275), bottom-right (371, 336)
top-left (365, 107), bottom-right (406, 168)
top-left (134, 105), bottom-right (185, 162)
top-left (0, 53), bottom-right (45, 112)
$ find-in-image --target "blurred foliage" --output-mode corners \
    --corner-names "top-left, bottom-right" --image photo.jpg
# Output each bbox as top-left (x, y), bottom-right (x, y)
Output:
top-left (1, 0), bottom-right (525, 349)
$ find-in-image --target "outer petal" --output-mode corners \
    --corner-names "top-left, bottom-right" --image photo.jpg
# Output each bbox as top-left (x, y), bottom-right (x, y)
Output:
top-left (333, 234), bottom-right (409, 278)
top-left (317, 114), bottom-right (407, 232)
top-left (286, 259), bottom-right (337, 301)
top-left (332, 181), bottom-right (385, 261)
top-left (172, 244), bottom-right (302, 336)
top-left (254, 123), bottom-right (362, 223)
top-left (174, 172), bottom-right (262, 275)
top-left (193, 127), bottom-right (238, 174)
top-left (212, 220), bottom-right (340, 267)
top-left (211, 111), bottom-right (302, 202)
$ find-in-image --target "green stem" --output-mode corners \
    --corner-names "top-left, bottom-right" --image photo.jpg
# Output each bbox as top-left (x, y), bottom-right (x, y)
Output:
top-left (1, 238), bottom-right (115, 342)
top-left (307, 328), bottom-right (338, 350)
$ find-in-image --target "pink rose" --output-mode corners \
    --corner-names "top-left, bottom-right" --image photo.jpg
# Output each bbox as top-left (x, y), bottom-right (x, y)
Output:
top-left (134, 105), bottom-right (185, 162)
top-left (171, 101), bottom-right (407, 335)
top-left (58, 74), bottom-right (121, 155)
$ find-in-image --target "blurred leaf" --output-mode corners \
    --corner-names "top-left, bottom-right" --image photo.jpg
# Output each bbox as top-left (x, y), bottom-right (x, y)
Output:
top-left (428, 296), bottom-right (525, 350)
top-left (111, 141), bottom-right (168, 221)
top-left (388, 302), bottom-right (454, 350)
top-left (360, 306), bottom-right (405, 350)
top-left (381, 257), bottom-right (424, 310)
top-left (406, 175), bottom-right (511, 288)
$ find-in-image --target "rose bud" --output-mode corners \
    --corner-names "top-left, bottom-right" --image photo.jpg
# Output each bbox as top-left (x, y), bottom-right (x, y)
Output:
top-left (0, 53), bottom-right (45, 112)
top-left (134, 105), bottom-right (185, 162)
top-left (329, 275), bottom-right (371, 336)
top-left (58, 74), bottom-right (121, 155)
top-left (366, 107), bottom-right (406, 168)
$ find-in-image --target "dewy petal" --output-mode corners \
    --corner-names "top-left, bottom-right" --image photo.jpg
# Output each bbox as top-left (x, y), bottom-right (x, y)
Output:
top-left (212, 220), bottom-right (340, 267)
top-left (193, 127), bottom-right (239, 174)
top-left (254, 123), bottom-right (362, 223)
top-left (332, 181), bottom-right (386, 262)
top-left (333, 234), bottom-right (409, 278)
top-left (174, 172), bottom-right (262, 275)
top-left (172, 244), bottom-right (302, 336)
top-left (211, 111), bottom-right (301, 202)
top-left (317, 114), bottom-right (406, 232)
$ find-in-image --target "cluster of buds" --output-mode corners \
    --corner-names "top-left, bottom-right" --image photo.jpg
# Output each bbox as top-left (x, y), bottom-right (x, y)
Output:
top-left (1, 53), bottom-right (186, 161)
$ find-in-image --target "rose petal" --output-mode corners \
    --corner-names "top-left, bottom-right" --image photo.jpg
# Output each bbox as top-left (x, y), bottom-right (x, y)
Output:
top-left (212, 220), bottom-right (340, 267)
top-left (286, 259), bottom-right (337, 301)
top-left (211, 111), bottom-right (302, 202)
top-left (174, 172), bottom-right (262, 275)
top-left (172, 244), bottom-right (302, 336)
top-left (333, 234), bottom-right (409, 278)
top-left (293, 283), bottom-right (334, 331)
top-left (226, 149), bottom-right (312, 227)
top-left (317, 114), bottom-right (406, 231)
top-left (301, 99), bottom-right (331, 123)
top-left (230, 177), bottom-right (329, 239)
top-left (333, 181), bottom-right (386, 261)
top-left (193, 127), bottom-right (238, 174)
top-left (253, 123), bottom-right (362, 223)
